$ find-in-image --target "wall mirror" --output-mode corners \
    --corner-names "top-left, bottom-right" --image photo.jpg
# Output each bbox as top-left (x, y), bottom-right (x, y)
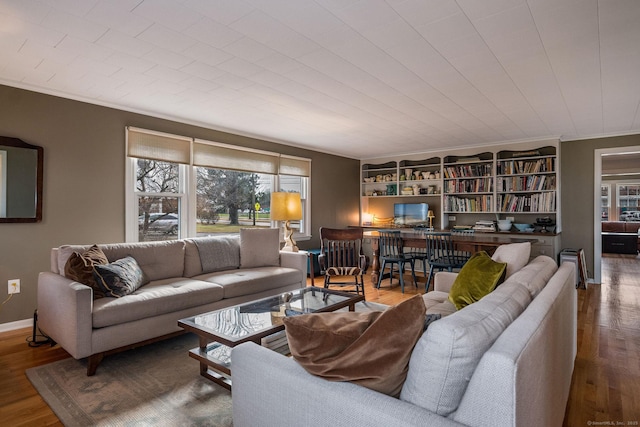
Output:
top-left (0, 136), bottom-right (43, 223)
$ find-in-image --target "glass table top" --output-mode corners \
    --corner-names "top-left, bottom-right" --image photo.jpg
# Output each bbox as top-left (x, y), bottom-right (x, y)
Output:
top-left (179, 287), bottom-right (362, 345)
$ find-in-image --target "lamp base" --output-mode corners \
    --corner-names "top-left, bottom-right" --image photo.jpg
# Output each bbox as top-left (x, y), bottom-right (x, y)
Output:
top-left (282, 220), bottom-right (299, 252)
top-left (281, 244), bottom-right (299, 252)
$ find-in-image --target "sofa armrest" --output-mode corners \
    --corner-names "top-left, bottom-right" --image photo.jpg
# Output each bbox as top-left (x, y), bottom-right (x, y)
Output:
top-left (279, 250), bottom-right (308, 287)
top-left (434, 272), bottom-right (458, 293)
top-left (37, 272), bottom-right (94, 359)
top-left (232, 342), bottom-right (465, 427)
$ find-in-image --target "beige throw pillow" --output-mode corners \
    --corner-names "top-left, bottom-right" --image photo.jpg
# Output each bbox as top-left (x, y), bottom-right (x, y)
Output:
top-left (491, 241), bottom-right (531, 278)
top-left (239, 228), bottom-right (280, 268)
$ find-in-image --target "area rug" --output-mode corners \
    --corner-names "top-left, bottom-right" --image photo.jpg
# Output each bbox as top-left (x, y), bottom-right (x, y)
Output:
top-left (26, 333), bottom-right (232, 427)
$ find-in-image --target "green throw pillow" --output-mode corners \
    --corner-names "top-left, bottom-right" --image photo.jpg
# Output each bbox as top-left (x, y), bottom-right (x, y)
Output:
top-left (448, 251), bottom-right (507, 310)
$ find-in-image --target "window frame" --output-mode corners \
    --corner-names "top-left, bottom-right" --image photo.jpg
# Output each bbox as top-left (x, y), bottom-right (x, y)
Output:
top-left (125, 127), bottom-right (311, 243)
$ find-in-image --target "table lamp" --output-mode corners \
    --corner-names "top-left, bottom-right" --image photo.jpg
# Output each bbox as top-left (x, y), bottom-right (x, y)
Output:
top-left (427, 210), bottom-right (435, 230)
top-left (271, 192), bottom-right (302, 252)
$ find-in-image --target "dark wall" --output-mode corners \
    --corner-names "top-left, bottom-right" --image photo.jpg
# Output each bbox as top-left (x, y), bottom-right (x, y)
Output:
top-left (560, 134), bottom-right (640, 278)
top-left (0, 84), bottom-right (359, 324)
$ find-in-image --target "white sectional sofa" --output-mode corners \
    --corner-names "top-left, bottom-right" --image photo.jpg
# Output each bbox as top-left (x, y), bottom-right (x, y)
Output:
top-left (231, 244), bottom-right (577, 427)
top-left (37, 228), bottom-right (307, 375)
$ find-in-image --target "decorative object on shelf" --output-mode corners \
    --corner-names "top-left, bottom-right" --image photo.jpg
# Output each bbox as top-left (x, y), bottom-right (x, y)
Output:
top-left (405, 168), bottom-right (413, 179)
top-left (535, 217), bottom-right (555, 233)
top-left (400, 174), bottom-right (406, 181)
top-left (413, 170), bottom-right (421, 180)
top-left (435, 171), bottom-right (440, 179)
top-left (412, 184), bottom-right (420, 195)
top-left (401, 187), bottom-right (413, 195)
top-left (497, 219), bottom-right (512, 232)
top-left (270, 192), bottom-right (302, 252)
top-left (427, 210), bottom-right (435, 230)
top-left (386, 184), bottom-right (397, 195)
top-left (428, 185), bottom-right (436, 194)
top-left (511, 150), bottom-right (541, 158)
top-left (513, 223), bottom-right (532, 232)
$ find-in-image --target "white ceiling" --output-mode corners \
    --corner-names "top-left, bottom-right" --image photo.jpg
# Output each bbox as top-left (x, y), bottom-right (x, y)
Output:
top-left (1, 0), bottom-right (640, 160)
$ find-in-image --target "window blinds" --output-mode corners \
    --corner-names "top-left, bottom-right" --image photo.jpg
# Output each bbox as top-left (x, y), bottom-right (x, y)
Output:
top-left (127, 127), bottom-right (310, 176)
top-left (193, 140), bottom-right (279, 175)
top-left (126, 127), bottom-right (191, 164)
top-left (279, 155), bottom-right (311, 177)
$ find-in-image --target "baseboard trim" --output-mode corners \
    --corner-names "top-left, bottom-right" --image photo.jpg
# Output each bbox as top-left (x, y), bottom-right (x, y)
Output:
top-left (0, 318), bottom-right (32, 333)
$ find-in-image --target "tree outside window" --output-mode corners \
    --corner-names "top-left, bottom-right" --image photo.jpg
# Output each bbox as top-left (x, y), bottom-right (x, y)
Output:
top-left (195, 167), bottom-right (273, 233)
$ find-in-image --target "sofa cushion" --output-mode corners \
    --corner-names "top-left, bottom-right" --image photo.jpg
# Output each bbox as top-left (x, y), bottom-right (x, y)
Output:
top-left (423, 291), bottom-right (457, 317)
top-left (602, 221), bottom-right (625, 232)
top-left (64, 245), bottom-right (109, 299)
top-left (92, 277), bottom-right (225, 328)
top-left (284, 295), bottom-right (426, 397)
top-left (184, 236), bottom-right (241, 277)
top-left (448, 251), bottom-right (507, 310)
top-left (491, 241), bottom-right (531, 278)
top-left (93, 256), bottom-right (149, 298)
top-left (100, 241), bottom-right (186, 281)
top-left (240, 228), bottom-right (280, 268)
top-left (505, 255), bottom-right (558, 298)
top-left (625, 222), bottom-right (640, 233)
top-left (400, 280), bottom-right (532, 416)
top-left (57, 240), bottom-right (186, 282)
top-left (195, 267), bottom-right (301, 299)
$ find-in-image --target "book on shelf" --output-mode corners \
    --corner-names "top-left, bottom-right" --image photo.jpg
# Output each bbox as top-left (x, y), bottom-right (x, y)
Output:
top-left (473, 220), bottom-right (496, 232)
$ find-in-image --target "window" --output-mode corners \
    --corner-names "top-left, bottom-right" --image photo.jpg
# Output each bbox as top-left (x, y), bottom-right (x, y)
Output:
top-left (617, 183), bottom-right (640, 221)
top-left (601, 184), bottom-right (610, 221)
top-left (195, 167), bottom-right (274, 233)
top-left (126, 127), bottom-right (311, 242)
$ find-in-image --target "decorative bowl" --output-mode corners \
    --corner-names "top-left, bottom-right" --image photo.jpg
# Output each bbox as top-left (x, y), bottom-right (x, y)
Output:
top-left (497, 220), bottom-right (512, 231)
top-left (513, 223), bottom-right (532, 232)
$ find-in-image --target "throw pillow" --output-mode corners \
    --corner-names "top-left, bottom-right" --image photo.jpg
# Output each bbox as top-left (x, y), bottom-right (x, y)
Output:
top-left (284, 295), bottom-right (426, 397)
top-left (93, 256), bottom-right (148, 298)
top-left (64, 245), bottom-right (109, 299)
top-left (239, 228), bottom-right (280, 268)
top-left (448, 251), bottom-right (507, 310)
top-left (491, 242), bottom-right (531, 278)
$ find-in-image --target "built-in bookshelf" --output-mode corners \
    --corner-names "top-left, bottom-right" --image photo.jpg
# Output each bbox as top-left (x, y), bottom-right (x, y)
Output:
top-left (442, 152), bottom-right (494, 213)
top-left (360, 140), bottom-right (560, 231)
top-left (496, 146), bottom-right (557, 214)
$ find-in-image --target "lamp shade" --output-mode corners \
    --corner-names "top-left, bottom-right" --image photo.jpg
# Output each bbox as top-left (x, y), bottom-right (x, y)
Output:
top-left (427, 210), bottom-right (435, 218)
top-left (270, 192), bottom-right (302, 221)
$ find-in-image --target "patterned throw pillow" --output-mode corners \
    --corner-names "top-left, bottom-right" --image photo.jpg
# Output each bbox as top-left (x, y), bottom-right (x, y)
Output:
top-left (64, 245), bottom-right (109, 299)
top-left (93, 256), bottom-right (148, 298)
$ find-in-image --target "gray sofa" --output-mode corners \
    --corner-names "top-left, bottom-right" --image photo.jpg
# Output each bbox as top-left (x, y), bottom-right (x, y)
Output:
top-left (232, 246), bottom-right (577, 427)
top-left (37, 229), bottom-right (307, 375)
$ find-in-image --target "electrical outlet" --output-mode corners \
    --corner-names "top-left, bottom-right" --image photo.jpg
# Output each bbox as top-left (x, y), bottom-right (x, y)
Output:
top-left (448, 215), bottom-right (456, 221)
top-left (506, 216), bottom-right (515, 222)
top-left (8, 279), bottom-right (20, 294)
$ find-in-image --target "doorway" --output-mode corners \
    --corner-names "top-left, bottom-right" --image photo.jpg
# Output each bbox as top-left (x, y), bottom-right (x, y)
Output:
top-left (594, 146), bottom-right (640, 283)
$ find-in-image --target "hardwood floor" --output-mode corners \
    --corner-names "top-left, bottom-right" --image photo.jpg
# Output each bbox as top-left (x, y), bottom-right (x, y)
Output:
top-left (1, 256), bottom-right (638, 426)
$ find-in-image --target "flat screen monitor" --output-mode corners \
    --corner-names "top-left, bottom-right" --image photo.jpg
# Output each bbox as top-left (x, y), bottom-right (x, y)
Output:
top-left (394, 203), bottom-right (429, 226)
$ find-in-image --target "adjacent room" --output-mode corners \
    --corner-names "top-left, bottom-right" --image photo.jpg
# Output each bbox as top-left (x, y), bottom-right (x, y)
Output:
top-left (1, 1), bottom-right (639, 426)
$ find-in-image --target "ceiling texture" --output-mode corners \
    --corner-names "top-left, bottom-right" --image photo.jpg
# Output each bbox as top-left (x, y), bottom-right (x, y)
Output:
top-left (1, 0), bottom-right (640, 160)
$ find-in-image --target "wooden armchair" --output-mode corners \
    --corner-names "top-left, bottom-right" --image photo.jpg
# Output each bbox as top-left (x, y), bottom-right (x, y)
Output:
top-left (318, 227), bottom-right (367, 297)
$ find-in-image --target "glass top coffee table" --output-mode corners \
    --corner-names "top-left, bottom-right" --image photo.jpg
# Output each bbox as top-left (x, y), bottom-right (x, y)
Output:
top-left (178, 286), bottom-right (365, 390)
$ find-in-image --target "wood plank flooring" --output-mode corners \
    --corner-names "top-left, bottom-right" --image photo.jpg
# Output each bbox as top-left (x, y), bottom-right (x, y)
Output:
top-left (1, 255), bottom-right (638, 426)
